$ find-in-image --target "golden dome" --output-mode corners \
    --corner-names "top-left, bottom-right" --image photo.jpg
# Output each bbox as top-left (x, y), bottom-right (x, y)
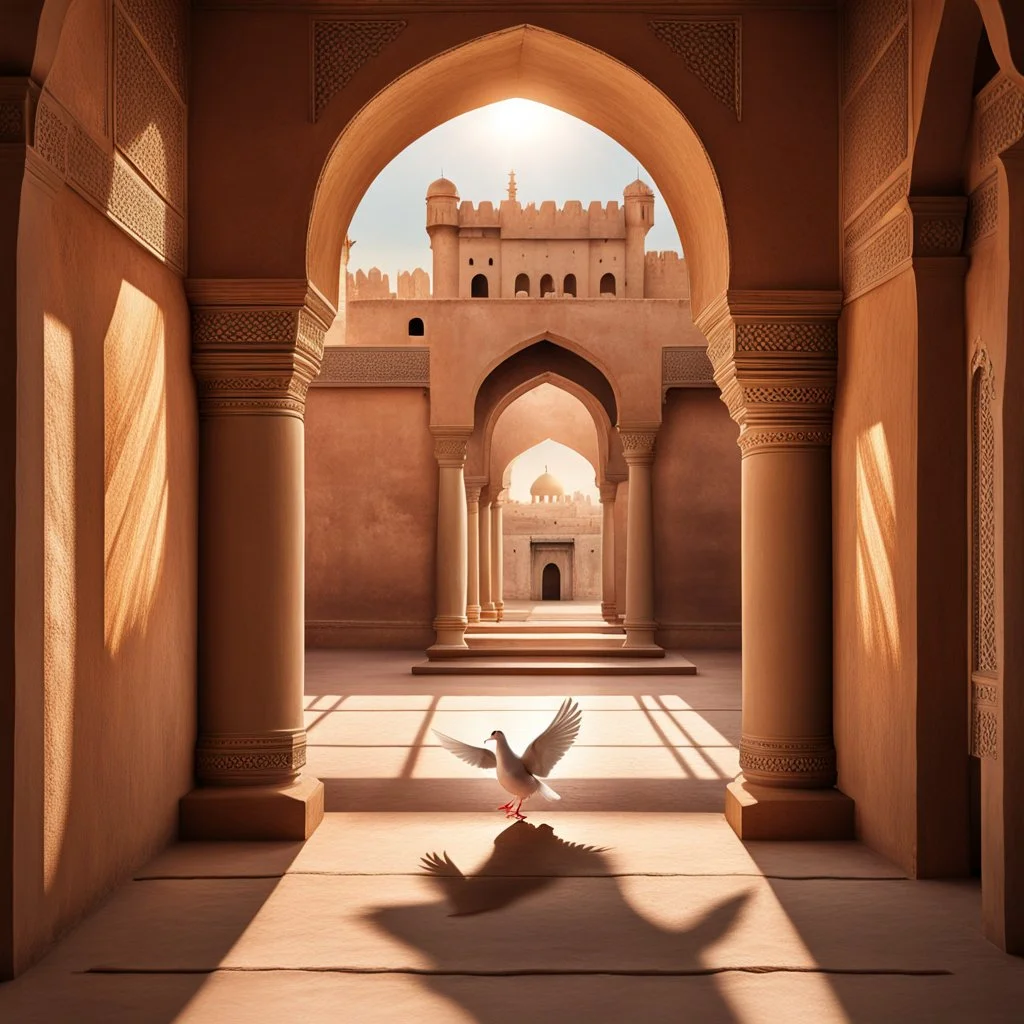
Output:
top-left (426, 176), bottom-right (459, 199)
top-left (530, 468), bottom-right (565, 498)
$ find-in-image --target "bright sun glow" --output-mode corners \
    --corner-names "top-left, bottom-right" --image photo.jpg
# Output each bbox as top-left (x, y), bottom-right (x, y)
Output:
top-left (507, 439), bottom-right (600, 504)
top-left (482, 98), bottom-right (557, 144)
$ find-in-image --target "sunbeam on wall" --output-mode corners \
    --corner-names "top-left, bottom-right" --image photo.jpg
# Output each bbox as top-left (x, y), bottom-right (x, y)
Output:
top-left (856, 422), bottom-right (900, 670)
top-left (43, 311), bottom-right (76, 890)
top-left (103, 281), bottom-right (168, 654)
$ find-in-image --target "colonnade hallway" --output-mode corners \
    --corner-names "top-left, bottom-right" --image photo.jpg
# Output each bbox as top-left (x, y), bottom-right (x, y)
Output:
top-left (2, 650), bottom-right (1024, 1023)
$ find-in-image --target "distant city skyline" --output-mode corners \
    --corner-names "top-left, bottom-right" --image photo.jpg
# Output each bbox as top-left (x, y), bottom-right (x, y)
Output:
top-left (346, 99), bottom-right (683, 285)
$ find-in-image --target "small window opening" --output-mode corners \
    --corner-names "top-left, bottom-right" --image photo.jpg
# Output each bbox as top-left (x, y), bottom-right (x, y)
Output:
top-left (540, 273), bottom-right (554, 297)
top-left (408, 317), bottom-right (424, 336)
top-left (514, 272), bottom-right (530, 296)
top-left (563, 273), bottom-right (577, 297)
top-left (488, 257), bottom-right (494, 266)
top-left (600, 272), bottom-right (616, 296)
top-left (471, 273), bottom-right (489, 298)
top-left (468, 257), bottom-right (474, 266)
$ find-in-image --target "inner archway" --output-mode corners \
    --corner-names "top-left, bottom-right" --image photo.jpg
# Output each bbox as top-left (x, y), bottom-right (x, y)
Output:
top-left (542, 563), bottom-right (561, 600)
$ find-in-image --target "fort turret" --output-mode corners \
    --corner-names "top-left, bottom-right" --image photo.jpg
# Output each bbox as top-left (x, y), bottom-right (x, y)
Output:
top-left (623, 179), bottom-right (655, 298)
top-left (426, 176), bottom-right (460, 297)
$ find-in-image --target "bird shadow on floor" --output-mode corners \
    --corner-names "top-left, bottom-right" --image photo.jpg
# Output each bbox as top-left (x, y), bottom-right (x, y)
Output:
top-left (367, 820), bottom-right (751, 1023)
top-left (418, 819), bottom-right (610, 916)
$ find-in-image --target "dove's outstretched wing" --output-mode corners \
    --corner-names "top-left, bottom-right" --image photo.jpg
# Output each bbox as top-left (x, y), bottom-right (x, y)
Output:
top-left (433, 730), bottom-right (497, 769)
top-left (521, 698), bottom-right (582, 778)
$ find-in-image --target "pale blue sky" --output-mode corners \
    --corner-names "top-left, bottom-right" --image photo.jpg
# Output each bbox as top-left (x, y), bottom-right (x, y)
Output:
top-left (347, 99), bottom-right (683, 282)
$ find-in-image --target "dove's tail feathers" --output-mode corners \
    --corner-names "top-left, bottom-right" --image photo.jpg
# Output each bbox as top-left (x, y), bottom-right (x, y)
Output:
top-left (535, 777), bottom-right (561, 802)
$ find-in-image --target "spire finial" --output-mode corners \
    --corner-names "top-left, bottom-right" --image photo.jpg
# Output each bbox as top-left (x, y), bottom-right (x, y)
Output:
top-left (507, 169), bottom-right (518, 202)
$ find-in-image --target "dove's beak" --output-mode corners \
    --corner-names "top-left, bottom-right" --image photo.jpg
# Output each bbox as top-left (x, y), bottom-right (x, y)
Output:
top-left (484, 737), bottom-right (493, 744)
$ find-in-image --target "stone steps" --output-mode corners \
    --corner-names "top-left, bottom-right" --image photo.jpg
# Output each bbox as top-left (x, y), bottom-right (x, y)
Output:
top-left (467, 621), bottom-right (624, 635)
top-left (464, 632), bottom-right (634, 653)
top-left (411, 654), bottom-right (697, 675)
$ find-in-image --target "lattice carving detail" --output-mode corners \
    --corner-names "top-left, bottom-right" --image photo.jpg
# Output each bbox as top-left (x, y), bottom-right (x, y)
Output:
top-left (313, 20), bottom-right (407, 121)
top-left (742, 385), bottom-right (835, 405)
top-left (843, 24), bottom-right (908, 216)
top-left (315, 346), bottom-right (430, 386)
top-left (35, 99), bottom-right (68, 174)
top-left (843, 0), bottom-right (908, 96)
top-left (0, 100), bottom-right (24, 142)
top-left (737, 429), bottom-right (832, 455)
top-left (734, 322), bottom-right (837, 354)
top-left (618, 430), bottom-right (658, 459)
top-left (196, 732), bottom-right (307, 781)
top-left (966, 175), bottom-right (999, 249)
top-left (115, 10), bottom-right (185, 210)
top-left (972, 351), bottom-right (997, 676)
top-left (970, 675), bottom-right (999, 762)
top-left (433, 436), bottom-right (468, 464)
top-left (662, 347), bottom-right (715, 388)
top-left (119, 0), bottom-right (188, 98)
top-left (845, 211), bottom-right (912, 298)
top-left (648, 19), bottom-right (741, 118)
top-left (193, 309), bottom-right (299, 348)
top-left (913, 217), bottom-right (964, 256)
top-left (845, 172), bottom-right (909, 247)
top-left (740, 735), bottom-right (836, 781)
top-left (977, 75), bottom-right (1024, 168)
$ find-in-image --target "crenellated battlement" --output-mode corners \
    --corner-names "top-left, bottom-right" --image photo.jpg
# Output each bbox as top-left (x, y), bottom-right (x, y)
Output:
top-left (454, 198), bottom-right (627, 239)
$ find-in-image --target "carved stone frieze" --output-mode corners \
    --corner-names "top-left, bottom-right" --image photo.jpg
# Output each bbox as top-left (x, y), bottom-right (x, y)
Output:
top-left (843, 0), bottom-right (908, 97)
top-left (313, 346), bottom-right (430, 387)
top-left (976, 74), bottom-right (1024, 169)
top-left (843, 23), bottom-right (909, 217)
top-left (661, 347), bottom-right (715, 392)
top-left (196, 729), bottom-right (307, 785)
top-left (845, 171), bottom-right (909, 247)
top-left (648, 18), bottom-right (741, 119)
top-left (971, 347), bottom-right (997, 677)
top-left (737, 429), bottom-right (832, 455)
top-left (844, 209), bottom-right (912, 300)
top-left (735, 321), bottom-right (837, 355)
top-left (119, 0), bottom-right (189, 99)
top-left (971, 679), bottom-right (999, 761)
top-left (312, 20), bottom-right (407, 121)
top-left (966, 174), bottom-right (999, 250)
top-left (114, 9), bottom-right (186, 210)
top-left (740, 734), bottom-right (837, 787)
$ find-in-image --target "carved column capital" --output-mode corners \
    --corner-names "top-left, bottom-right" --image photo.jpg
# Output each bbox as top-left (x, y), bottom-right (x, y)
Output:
top-left (431, 429), bottom-right (470, 467)
top-left (465, 484), bottom-right (482, 509)
top-left (618, 428), bottom-right (658, 465)
top-left (696, 290), bottom-right (841, 457)
top-left (909, 195), bottom-right (968, 257)
top-left (599, 481), bottom-right (619, 503)
top-left (188, 280), bottom-right (333, 419)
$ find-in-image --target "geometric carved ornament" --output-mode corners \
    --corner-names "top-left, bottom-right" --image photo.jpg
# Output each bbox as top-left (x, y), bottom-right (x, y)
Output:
top-left (970, 347), bottom-right (998, 761)
top-left (313, 346), bottom-right (429, 387)
top-left (661, 347), bottom-right (716, 394)
top-left (312, 20), bottom-right (407, 121)
top-left (648, 18), bottom-right (741, 119)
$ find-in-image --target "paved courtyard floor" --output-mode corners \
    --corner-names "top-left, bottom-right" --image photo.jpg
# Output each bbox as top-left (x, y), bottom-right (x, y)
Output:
top-left (2, 649), bottom-right (1024, 1022)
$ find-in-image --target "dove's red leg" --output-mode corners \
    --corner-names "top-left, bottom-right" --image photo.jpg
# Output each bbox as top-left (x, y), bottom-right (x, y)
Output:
top-left (497, 800), bottom-right (514, 814)
top-left (512, 798), bottom-right (527, 821)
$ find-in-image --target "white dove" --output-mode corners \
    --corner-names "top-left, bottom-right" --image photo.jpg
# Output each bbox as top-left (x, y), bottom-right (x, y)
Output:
top-left (433, 698), bottom-right (582, 820)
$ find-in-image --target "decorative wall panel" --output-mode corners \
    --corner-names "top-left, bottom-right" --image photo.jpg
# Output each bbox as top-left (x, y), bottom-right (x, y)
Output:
top-left (119, 0), bottom-right (188, 98)
top-left (661, 347), bottom-right (715, 391)
top-left (312, 20), bottom-right (407, 121)
top-left (312, 346), bottom-right (430, 387)
top-left (648, 18), bottom-right (741, 119)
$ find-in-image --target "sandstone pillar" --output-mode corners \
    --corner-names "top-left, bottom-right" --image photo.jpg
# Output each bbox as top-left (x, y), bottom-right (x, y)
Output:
top-left (619, 431), bottom-right (659, 649)
top-left (599, 481), bottom-right (619, 622)
top-left (491, 493), bottom-right (505, 620)
top-left (430, 432), bottom-right (470, 649)
top-left (479, 498), bottom-right (497, 621)
top-left (181, 282), bottom-right (331, 840)
top-left (698, 290), bottom-right (853, 839)
top-left (465, 484), bottom-right (482, 623)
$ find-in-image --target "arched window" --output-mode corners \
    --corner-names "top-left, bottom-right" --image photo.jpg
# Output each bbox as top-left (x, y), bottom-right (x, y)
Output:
top-left (514, 272), bottom-right (530, 296)
top-left (540, 273), bottom-right (554, 296)
top-left (408, 317), bottom-right (424, 336)
top-left (488, 257), bottom-right (494, 266)
top-left (471, 273), bottom-right (489, 297)
top-left (468, 257), bottom-right (475, 266)
top-left (563, 273), bottom-right (577, 297)
top-left (542, 563), bottom-right (561, 601)
top-left (600, 272), bottom-right (616, 296)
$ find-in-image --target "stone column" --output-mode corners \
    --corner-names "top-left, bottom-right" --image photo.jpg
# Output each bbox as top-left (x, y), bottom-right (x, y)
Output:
top-left (479, 497), bottom-right (497, 621)
top-left (181, 282), bottom-right (331, 840)
top-left (465, 484), bottom-right (482, 624)
top-left (619, 430), bottom-right (659, 649)
top-left (599, 481), bottom-right (619, 622)
top-left (491, 492), bottom-right (505, 620)
top-left (430, 432), bottom-right (470, 649)
top-left (698, 290), bottom-right (853, 840)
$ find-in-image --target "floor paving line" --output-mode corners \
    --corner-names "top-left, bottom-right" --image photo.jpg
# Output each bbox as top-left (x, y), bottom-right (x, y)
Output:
top-left (130, 872), bottom-right (910, 881)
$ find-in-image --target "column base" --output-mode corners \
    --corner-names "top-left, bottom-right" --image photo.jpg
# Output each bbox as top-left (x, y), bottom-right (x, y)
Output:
top-left (180, 774), bottom-right (324, 841)
top-left (725, 774), bottom-right (854, 840)
top-left (623, 622), bottom-right (660, 649)
top-left (479, 608), bottom-right (498, 622)
top-left (495, 601), bottom-right (504, 621)
top-left (466, 604), bottom-right (481, 623)
top-left (601, 602), bottom-right (618, 622)
top-left (431, 615), bottom-right (468, 649)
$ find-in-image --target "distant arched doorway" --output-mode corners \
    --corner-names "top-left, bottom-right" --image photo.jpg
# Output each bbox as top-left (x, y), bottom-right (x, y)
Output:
top-left (471, 274), bottom-right (489, 297)
top-left (542, 563), bottom-right (561, 600)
